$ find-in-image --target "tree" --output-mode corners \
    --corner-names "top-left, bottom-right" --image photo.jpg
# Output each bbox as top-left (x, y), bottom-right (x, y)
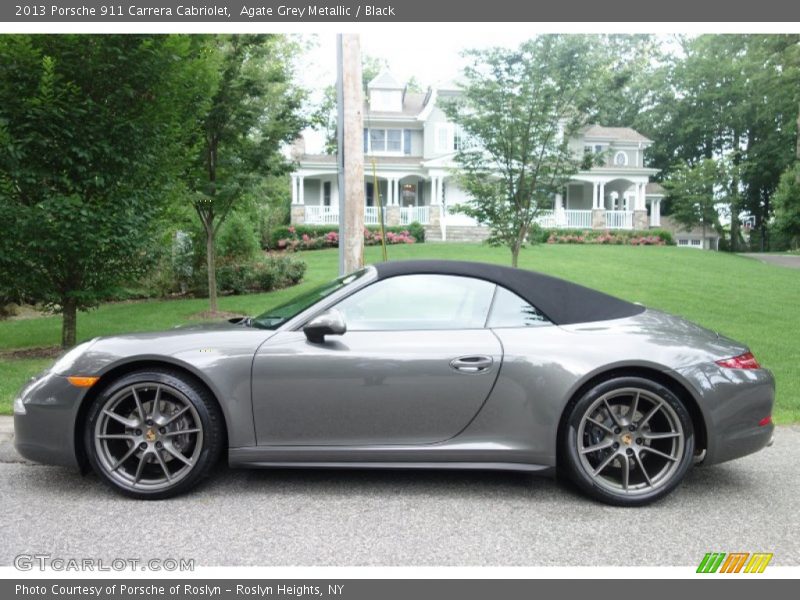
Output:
top-left (663, 158), bottom-right (724, 246)
top-left (0, 35), bottom-right (208, 346)
top-left (185, 35), bottom-right (306, 313)
top-left (773, 163), bottom-right (800, 249)
top-left (444, 36), bottom-right (599, 266)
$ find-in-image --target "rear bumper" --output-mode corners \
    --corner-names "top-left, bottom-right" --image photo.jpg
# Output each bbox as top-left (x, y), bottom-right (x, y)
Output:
top-left (13, 372), bottom-right (84, 469)
top-left (676, 363), bottom-right (775, 466)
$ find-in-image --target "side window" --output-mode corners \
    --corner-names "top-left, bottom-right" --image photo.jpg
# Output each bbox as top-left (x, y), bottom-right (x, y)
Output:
top-left (335, 275), bottom-right (495, 331)
top-left (487, 286), bottom-right (550, 328)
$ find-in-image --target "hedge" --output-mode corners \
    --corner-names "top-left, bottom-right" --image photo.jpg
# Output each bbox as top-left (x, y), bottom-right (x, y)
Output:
top-left (269, 222), bottom-right (425, 248)
top-left (532, 228), bottom-right (675, 246)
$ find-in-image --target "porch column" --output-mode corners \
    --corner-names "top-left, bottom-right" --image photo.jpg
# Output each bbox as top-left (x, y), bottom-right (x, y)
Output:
top-left (391, 178), bottom-right (398, 206)
top-left (651, 198), bottom-right (662, 227)
top-left (599, 182), bottom-right (606, 210)
top-left (633, 183), bottom-right (648, 229)
top-left (291, 174), bottom-right (298, 205)
top-left (592, 181), bottom-right (599, 209)
top-left (298, 175), bottom-right (305, 205)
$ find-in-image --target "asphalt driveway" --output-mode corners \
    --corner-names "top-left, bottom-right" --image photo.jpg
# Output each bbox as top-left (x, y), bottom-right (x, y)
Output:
top-left (742, 253), bottom-right (800, 269)
top-left (1, 418), bottom-right (798, 567)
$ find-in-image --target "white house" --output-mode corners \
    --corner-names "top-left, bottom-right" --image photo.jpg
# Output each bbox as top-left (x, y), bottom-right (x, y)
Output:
top-left (290, 70), bottom-right (665, 241)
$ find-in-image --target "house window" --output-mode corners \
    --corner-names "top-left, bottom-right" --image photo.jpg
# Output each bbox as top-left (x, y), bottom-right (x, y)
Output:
top-left (366, 128), bottom-right (406, 154)
top-left (614, 151), bottom-right (628, 166)
top-left (323, 181), bottom-right (332, 207)
top-left (691, 239), bottom-right (702, 247)
top-left (595, 144), bottom-right (603, 153)
top-left (678, 239), bottom-right (689, 246)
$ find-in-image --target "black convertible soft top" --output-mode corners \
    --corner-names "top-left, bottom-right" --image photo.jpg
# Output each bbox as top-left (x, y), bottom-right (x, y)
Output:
top-left (373, 260), bottom-right (645, 325)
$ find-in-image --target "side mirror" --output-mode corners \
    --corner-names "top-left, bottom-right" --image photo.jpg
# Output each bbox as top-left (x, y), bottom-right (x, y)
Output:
top-left (303, 309), bottom-right (346, 344)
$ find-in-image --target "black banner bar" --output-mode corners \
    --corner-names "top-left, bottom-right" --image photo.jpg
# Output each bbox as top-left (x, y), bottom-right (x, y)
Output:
top-left (4, 579), bottom-right (799, 600)
top-left (3, 0), bottom-right (800, 23)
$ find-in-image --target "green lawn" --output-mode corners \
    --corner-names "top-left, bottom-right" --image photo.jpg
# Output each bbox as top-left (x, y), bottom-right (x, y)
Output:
top-left (1, 243), bottom-right (797, 422)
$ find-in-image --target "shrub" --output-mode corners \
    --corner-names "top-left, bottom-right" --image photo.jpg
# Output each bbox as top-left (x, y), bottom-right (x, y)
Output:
top-left (217, 211), bottom-right (261, 263)
top-left (536, 228), bottom-right (674, 246)
top-left (217, 254), bottom-right (307, 295)
top-left (270, 222), bottom-right (425, 249)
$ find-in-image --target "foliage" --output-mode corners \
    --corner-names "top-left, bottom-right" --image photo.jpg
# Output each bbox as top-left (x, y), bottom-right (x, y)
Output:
top-left (269, 222), bottom-right (426, 247)
top-left (216, 254), bottom-right (306, 295)
top-left (217, 210), bottom-right (261, 264)
top-left (185, 34), bottom-right (307, 313)
top-left (663, 158), bottom-right (724, 241)
top-left (773, 163), bottom-right (800, 249)
top-left (0, 35), bottom-right (210, 346)
top-left (537, 228), bottom-right (674, 245)
top-left (275, 225), bottom-right (418, 251)
top-left (633, 35), bottom-right (800, 251)
top-left (444, 35), bottom-right (603, 266)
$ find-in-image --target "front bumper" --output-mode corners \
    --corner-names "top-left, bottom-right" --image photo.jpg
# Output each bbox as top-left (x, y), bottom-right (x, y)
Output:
top-left (13, 371), bottom-right (85, 468)
top-left (677, 363), bottom-right (775, 466)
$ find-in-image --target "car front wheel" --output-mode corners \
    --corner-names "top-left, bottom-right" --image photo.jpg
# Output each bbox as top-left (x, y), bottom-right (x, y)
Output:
top-left (561, 377), bottom-right (694, 506)
top-left (84, 369), bottom-right (223, 499)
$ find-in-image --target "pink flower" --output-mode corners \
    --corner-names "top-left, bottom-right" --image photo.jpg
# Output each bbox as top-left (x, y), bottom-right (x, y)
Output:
top-left (302, 234), bottom-right (310, 242)
top-left (288, 226), bottom-right (296, 234)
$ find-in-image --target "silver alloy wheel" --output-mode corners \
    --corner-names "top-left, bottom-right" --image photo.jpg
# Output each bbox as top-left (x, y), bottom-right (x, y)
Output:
top-left (93, 383), bottom-right (204, 492)
top-left (576, 387), bottom-right (685, 496)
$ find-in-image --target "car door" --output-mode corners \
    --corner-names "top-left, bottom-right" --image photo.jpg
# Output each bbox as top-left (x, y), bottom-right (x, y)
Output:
top-left (252, 274), bottom-right (503, 446)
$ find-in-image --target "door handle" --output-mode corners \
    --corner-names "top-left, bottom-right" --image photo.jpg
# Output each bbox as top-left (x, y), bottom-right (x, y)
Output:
top-left (450, 355), bottom-right (493, 373)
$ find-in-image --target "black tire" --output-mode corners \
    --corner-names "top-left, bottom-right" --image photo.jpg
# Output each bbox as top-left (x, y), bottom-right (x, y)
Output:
top-left (560, 376), bottom-right (694, 507)
top-left (84, 369), bottom-right (224, 500)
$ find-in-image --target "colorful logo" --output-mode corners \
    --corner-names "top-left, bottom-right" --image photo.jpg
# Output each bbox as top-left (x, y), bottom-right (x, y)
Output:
top-left (697, 552), bottom-right (773, 573)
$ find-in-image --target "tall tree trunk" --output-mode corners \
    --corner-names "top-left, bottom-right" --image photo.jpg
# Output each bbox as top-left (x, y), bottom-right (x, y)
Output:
top-left (61, 296), bottom-right (77, 348)
top-left (730, 133), bottom-right (741, 252)
top-left (510, 244), bottom-right (520, 268)
top-left (205, 223), bottom-right (218, 313)
top-left (796, 100), bottom-right (800, 162)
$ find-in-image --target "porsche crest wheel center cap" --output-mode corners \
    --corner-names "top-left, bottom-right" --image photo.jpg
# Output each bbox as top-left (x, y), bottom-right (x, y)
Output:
top-left (621, 433), bottom-right (634, 446)
top-left (145, 428), bottom-right (157, 442)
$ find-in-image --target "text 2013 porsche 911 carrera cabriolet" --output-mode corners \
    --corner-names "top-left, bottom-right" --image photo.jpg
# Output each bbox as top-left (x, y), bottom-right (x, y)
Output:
top-left (14, 260), bottom-right (774, 505)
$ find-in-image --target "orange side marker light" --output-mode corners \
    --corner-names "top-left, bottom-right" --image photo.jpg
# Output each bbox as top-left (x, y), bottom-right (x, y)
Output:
top-left (67, 376), bottom-right (100, 388)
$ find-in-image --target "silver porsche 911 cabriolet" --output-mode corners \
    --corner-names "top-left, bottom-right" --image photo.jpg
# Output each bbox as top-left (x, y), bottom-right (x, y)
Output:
top-left (14, 260), bottom-right (774, 505)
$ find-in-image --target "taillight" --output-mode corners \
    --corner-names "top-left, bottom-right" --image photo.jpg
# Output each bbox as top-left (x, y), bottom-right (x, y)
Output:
top-left (758, 416), bottom-right (772, 427)
top-left (715, 351), bottom-right (761, 370)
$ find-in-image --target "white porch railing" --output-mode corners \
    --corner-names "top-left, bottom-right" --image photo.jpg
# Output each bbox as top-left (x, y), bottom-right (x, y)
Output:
top-left (304, 206), bottom-right (339, 225)
top-left (605, 210), bottom-right (633, 229)
top-left (305, 205), bottom-right (430, 225)
top-left (535, 209), bottom-right (593, 229)
top-left (401, 206), bottom-right (430, 225)
top-left (364, 206), bottom-right (378, 225)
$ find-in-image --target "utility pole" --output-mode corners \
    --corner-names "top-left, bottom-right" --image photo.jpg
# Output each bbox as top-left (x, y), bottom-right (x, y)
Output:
top-left (336, 34), bottom-right (365, 275)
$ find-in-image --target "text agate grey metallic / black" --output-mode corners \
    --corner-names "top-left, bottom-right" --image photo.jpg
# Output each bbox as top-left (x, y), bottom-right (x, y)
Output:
top-left (14, 260), bottom-right (774, 505)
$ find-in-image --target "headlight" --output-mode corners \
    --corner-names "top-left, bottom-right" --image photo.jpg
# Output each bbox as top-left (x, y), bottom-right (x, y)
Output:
top-left (50, 340), bottom-right (95, 375)
top-left (13, 396), bottom-right (26, 415)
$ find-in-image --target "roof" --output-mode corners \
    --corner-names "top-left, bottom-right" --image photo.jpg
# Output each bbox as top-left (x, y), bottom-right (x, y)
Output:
top-left (581, 125), bottom-right (652, 144)
top-left (366, 91), bottom-right (428, 118)
top-left (373, 260), bottom-right (645, 325)
top-left (367, 70), bottom-right (404, 90)
top-left (659, 216), bottom-right (720, 239)
top-left (646, 182), bottom-right (666, 195)
top-left (300, 154), bottom-right (424, 167)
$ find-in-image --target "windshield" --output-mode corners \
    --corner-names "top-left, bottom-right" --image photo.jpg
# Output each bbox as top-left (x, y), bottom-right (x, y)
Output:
top-left (251, 268), bottom-right (369, 330)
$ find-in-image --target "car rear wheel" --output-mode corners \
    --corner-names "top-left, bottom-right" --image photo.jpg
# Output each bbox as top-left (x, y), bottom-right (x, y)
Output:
top-left (84, 370), bottom-right (223, 499)
top-left (561, 377), bottom-right (694, 506)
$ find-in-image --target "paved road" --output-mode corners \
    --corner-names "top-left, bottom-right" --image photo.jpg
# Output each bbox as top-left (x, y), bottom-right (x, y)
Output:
top-left (742, 253), bottom-right (800, 270)
top-left (1, 421), bottom-right (798, 567)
